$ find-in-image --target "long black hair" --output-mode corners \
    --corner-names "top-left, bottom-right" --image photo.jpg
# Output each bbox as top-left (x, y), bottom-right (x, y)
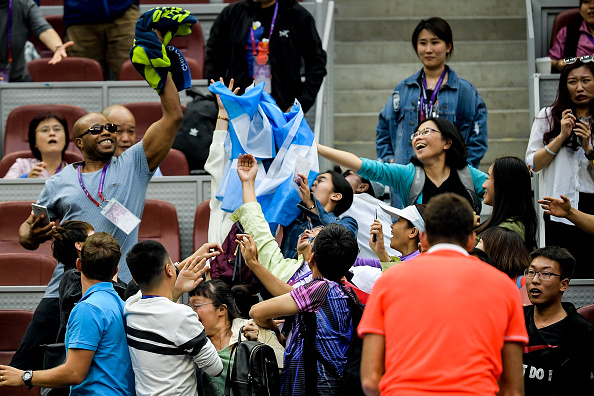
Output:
top-left (475, 156), bottom-right (538, 251)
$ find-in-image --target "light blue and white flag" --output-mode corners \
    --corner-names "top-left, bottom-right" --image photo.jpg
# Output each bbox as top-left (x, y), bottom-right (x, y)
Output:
top-left (209, 81), bottom-right (319, 229)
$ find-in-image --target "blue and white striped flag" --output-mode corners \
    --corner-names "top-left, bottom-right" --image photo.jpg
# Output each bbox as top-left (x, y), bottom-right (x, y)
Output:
top-left (209, 81), bottom-right (319, 229)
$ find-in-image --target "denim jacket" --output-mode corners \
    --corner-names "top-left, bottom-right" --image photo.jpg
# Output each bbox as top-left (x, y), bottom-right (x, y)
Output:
top-left (376, 65), bottom-right (488, 168)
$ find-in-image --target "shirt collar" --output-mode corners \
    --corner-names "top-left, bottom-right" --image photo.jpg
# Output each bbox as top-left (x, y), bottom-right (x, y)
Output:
top-left (427, 243), bottom-right (469, 256)
top-left (81, 281), bottom-right (115, 301)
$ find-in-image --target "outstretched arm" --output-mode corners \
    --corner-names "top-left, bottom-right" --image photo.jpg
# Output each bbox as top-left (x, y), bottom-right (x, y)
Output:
top-left (38, 29), bottom-right (74, 65)
top-left (317, 143), bottom-right (363, 171)
top-left (142, 73), bottom-right (184, 171)
top-left (237, 153), bottom-right (258, 204)
top-left (539, 195), bottom-right (594, 235)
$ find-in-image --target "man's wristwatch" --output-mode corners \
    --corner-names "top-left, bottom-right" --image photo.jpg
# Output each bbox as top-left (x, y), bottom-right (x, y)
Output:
top-left (586, 148), bottom-right (594, 161)
top-left (22, 370), bottom-right (33, 389)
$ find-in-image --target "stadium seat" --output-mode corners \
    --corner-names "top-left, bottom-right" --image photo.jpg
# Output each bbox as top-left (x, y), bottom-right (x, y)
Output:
top-left (28, 15), bottom-right (64, 59)
top-left (159, 148), bottom-right (190, 176)
top-left (169, 22), bottom-right (206, 78)
top-left (193, 199), bottom-right (210, 251)
top-left (577, 304), bottom-right (594, 323)
top-left (0, 201), bottom-right (54, 258)
top-left (139, 199), bottom-right (181, 262)
top-left (0, 253), bottom-right (57, 286)
top-left (28, 57), bottom-right (104, 82)
top-left (119, 56), bottom-right (204, 81)
top-left (4, 104), bottom-right (87, 155)
top-left (120, 102), bottom-right (186, 142)
top-left (0, 150), bottom-right (83, 178)
top-left (550, 8), bottom-right (580, 53)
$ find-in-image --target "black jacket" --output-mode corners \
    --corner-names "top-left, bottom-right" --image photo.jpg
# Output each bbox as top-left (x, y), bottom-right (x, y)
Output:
top-left (523, 303), bottom-right (594, 395)
top-left (205, 0), bottom-right (326, 113)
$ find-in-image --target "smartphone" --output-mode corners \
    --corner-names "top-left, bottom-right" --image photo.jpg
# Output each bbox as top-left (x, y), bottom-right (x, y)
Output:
top-left (577, 116), bottom-right (588, 146)
top-left (31, 203), bottom-right (50, 227)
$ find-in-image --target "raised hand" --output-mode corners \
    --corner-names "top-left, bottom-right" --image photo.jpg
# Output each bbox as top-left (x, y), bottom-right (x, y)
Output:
top-left (236, 233), bottom-right (259, 268)
top-left (27, 162), bottom-right (46, 178)
top-left (369, 219), bottom-right (390, 262)
top-left (237, 153), bottom-right (258, 183)
top-left (539, 195), bottom-right (571, 218)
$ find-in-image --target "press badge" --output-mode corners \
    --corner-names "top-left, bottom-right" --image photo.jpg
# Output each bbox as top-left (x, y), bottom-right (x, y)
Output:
top-left (254, 39), bottom-right (271, 93)
top-left (101, 199), bottom-right (141, 235)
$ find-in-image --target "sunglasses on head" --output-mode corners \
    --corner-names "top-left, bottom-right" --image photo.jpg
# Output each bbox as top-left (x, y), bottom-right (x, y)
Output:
top-left (79, 123), bottom-right (118, 138)
top-left (564, 55), bottom-right (594, 65)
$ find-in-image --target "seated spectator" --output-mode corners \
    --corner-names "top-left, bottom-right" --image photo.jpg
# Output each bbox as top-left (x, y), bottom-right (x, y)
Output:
top-left (101, 104), bottom-right (162, 176)
top-left (523, 246), bottom-right (594, 394)
top-left (0, 0), bottom-right (73, 82)
top-left (5, 112), bottom-right (72, 179)
top-left (318, 117), bottom-right (486, 213)
top-left (189, 279), bottom-right (285, 396)
top-left (549, 1), bottom-right (594, 72)
top-left (475, 156), bottom-right (538, 250)
top-left (249, 223), bottom-right (359, 396)
top-left (124, 240), bottom-right (223, 396)
top-left (477, 227), bottom-right (530, 282)
top-left (540, 194), bottom-right (594, 235)
top-left (0, 233), bottom-right (135, 395)
top-left (369, 204), bottom-right (426, 268)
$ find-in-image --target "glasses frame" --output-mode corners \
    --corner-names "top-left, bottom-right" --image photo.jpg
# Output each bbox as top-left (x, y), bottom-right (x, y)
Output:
top-left (78, 123), bottom-right (118, 139)
top-left (190, 302), bottom-right (214, 310)
top-left (563, 55), bottom-right (594, 66)
top-left (36, 125), bottom-right (65, 134)
top-left (411, 127), bottom-right (441, 141)
top-left (524, 268), bottom-right (563, 281)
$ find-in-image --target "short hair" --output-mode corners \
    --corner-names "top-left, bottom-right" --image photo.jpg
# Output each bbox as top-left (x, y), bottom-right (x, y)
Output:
top-left (126, 240), bottom-right (170, 290)
top-left (52, 221), bottom-right (94, 269)
top-left (411, 17), bottom-right (454, 59)
top-left (325, 170), bottom-right (354, 216)
top-left (80, 232), bottom-right (121, 281)
top-left (189, 279), bottom-right (246, 321)
top-left (481, 227), bottom-right (530, 279)
top-left (343, 169), bottom-right (374, 198)
top-left (312, 223), bottom-right (358, 282)
top-left (28, 112), bottom-right (69, 160)
top-left (410, 117), bottom-right (468, 169)
top-left (530, 246), bottom-right (576, 280)
top-left (424, 193), bottom-right (474, 246)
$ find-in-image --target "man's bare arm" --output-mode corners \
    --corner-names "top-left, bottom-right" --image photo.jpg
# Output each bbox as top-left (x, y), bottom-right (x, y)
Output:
top-left (497, 342), bottom-right (525, 396)
top-left (360, 333), bottom-right (385, 396)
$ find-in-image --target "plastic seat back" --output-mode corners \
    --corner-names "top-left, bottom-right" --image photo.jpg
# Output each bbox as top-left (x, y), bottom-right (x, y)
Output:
top-left (578, 303), bottom-right (594, 323)
top-left (28, 57), bottom-right (103, 82)
top-left (159, 149), bottom-right (190, 176)
top-left (0, 201), bottom-right (54, 258)
top-left (138, 199), bottom-right (181, 262)
top-left (193, 199), bottom-right (210, 251)
top-left (119, 56), bottom-right (203, 81)
top-left (0, 253), bottom-right (57, 286)
top-left (0, 150), bottom-right (83, 178)
top-left (550, 8), bottom-right (581, 51)
top-left (120, 102), bottom-right (185, 142)
top-left (0, 309), bottom-right (35, 365)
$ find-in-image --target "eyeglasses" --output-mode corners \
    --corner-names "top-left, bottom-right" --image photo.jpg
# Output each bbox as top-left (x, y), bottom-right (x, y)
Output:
top-left (411, 127), bottom-right (441, 140)
top-left (524, 268), bottom-right (563, 280)
top-left (564, 55), bottom-right (594, 65)
top-left (36, 126), bottom-right (65, 134)
top-left (190, 302), bottom-right (214, 310)
top-left (79, 123), bottom-right (118, 138)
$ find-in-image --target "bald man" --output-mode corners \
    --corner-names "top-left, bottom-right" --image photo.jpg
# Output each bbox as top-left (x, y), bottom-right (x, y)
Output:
top-left (12, 74), bottom-right (182, 371)
top-left (102, 104), bottom-right (163, 176)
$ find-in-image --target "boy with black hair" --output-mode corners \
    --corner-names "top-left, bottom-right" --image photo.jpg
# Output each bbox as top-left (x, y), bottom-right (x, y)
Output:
top-left (249, 223), bottom-right (359, 396)
top-left (124, 240), bottom-right (223, 396)
top-left (523, 246), bottom-right (594, 395)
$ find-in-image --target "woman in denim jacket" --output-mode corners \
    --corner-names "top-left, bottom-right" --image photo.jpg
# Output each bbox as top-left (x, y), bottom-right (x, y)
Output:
top-left (376, 17), bottom-right (488, 207)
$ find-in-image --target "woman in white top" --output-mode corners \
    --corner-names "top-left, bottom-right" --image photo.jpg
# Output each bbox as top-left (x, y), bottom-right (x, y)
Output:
top-left (526, 58), bottom-right (594, 278)
top-left (4, 111), bottom-right (70, 179)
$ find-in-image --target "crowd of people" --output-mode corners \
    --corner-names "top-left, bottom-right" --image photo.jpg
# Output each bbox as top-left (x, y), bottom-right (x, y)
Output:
top-left (0, 1), bottom-right (593, 396)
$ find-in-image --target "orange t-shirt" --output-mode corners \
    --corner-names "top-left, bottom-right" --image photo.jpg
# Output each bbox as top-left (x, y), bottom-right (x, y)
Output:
top-left (358, 246), bottom-right (528, 395)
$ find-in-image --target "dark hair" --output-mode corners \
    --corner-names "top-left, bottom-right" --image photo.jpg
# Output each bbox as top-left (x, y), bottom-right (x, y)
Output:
top-left (411, 17), bottom-right (454, 59)
top-left (544, 61), bottom-right (594, 149)
top-left (126, 240), bottom-right (170, 290)
top-left (189, 279), bottom-right (247, 321)
top-left (324, 170), bottom-right (354, 216)
top-left (530, 246), bottom-right (576, 280)
top-left (52, 221), bottom-right (94, 269)
top-left (475, 156), bottom-right (538, 251)
top-left (425, 193), bottom-right (474, 246)
top-left (28, 112), bottom-right (69, 160)
top-left (312, 223), bottom-right (358, 282)
top-left (343, 169), bottom-right (375, 198)
top-left (410, 117), bottom-right (468, 169)
top-left (481, 227), bottom-right (530, 279)
top-left (80, 232), bottom-right (121, 281)
top-left (469, 248), bottom-right (493, 265)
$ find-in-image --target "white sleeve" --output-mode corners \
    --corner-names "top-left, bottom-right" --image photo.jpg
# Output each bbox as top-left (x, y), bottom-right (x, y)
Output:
top-left (176, 311), bottom-right (223, 376)
top-left (526, 107), bottom-right (551, 169)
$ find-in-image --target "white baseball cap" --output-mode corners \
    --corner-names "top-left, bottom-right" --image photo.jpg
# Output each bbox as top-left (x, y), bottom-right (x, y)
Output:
top-left (379, 203), bottom-right (426, 232)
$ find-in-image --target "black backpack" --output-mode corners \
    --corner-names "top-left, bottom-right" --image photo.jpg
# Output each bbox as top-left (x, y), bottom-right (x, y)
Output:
top-left (224, 326), bottom-right (280, 396)
top-left (303, 284), bottom-right (365, 396)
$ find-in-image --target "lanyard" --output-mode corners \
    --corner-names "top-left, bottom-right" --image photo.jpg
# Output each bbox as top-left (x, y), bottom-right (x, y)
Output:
top-left (250, 1), bottom-right (279, 56)
top-left (419, 67), bottom-right (447, 121)
top-left (78, 162), bottom-right (110, 208)
top-left (7, 0), bottom-right (12, 62)
top-left (55, 162), bottom-right (64, 174)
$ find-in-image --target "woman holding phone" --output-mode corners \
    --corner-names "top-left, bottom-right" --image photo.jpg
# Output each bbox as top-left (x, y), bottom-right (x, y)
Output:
top-left (526, 58), bottom-right (594, 278)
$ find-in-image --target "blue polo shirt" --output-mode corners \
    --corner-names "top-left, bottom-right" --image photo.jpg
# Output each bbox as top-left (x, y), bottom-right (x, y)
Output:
top-left (65, 282), bottom-right (135, 395)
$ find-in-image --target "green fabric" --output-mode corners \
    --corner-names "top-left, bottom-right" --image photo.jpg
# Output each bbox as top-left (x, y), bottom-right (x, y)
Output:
top-left (202, 346), bottom-right (232, 396)
top-left (380, 256), bottom-right (402, 272)
top-left (475, 218), bottom-right (525, 246)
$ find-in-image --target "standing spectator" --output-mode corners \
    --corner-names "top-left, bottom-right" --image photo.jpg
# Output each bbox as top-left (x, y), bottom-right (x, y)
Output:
top-left (359, 193), bottom-right (527, 396)
top-left (523, 246), bottom-right (594, 395)
top-left (63, 0), bottom-right (139, 80)
top-left (0, 0), bottom-right (73, 82)
top-left (0, 233), bottom-right (135, 395)
top-left (205, 0), bottom-right (327, 113)
top-left (549, 0), bottom-right (594, 72)
top-left (376, 17), bottom-right (487, 208)
top-left (526, 59), bottom-right (594, 278)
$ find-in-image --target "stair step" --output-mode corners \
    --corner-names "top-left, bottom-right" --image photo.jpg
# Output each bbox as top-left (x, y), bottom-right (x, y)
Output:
top-left (334, 87), bottom-right (529, 113)
top-left (333, 110), bottom-right (530, 141)
top-left (335, 0), bottom-right (526, 18)
top-left (335, 16), bottom-right (526, 42)
top-left (334, 61), bottom-right (528, 90)
top-left (335, 40), bottom-right (527, 64)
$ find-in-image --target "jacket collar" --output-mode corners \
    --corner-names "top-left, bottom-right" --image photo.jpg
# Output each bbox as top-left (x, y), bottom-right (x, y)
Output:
top-left (404, 65), bottom-right (459, 91)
